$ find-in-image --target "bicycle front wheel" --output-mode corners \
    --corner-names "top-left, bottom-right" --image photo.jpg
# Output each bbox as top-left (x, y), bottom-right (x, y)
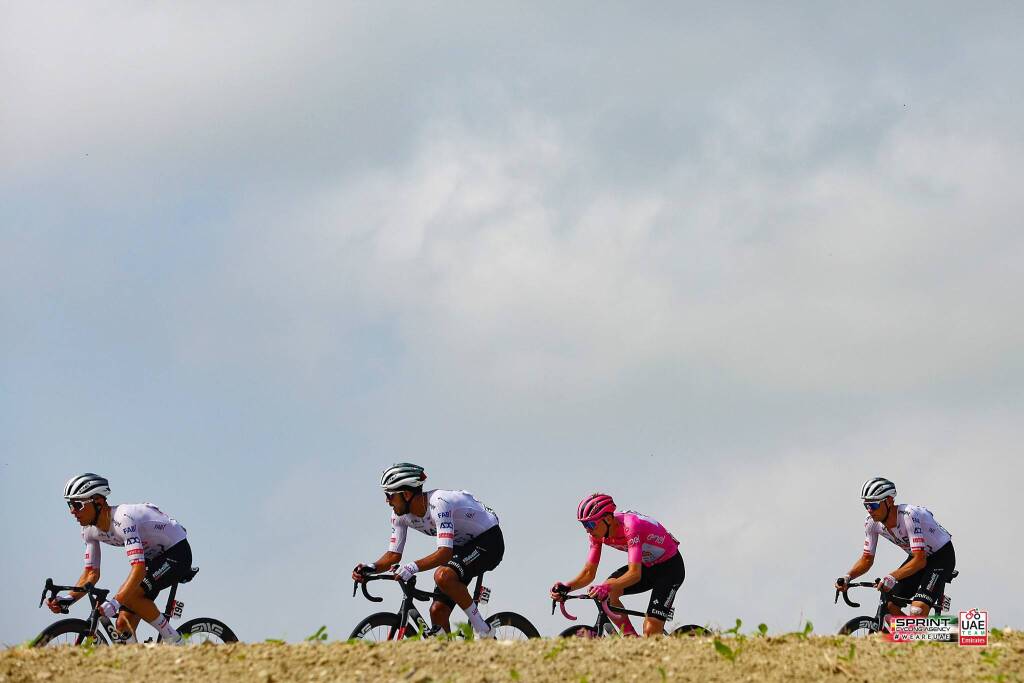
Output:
top-left (32, 619), bottom-right (106, 647)
top-left (486, 612), bottom-right (540, 640)
top-left (839, 616), bottom-right (879, 636)
top-left (559, 625), bottom-right (600, 638)
top-left (349, 612), bottom-right (404, 641)
top-left (176, 617), bottom-right (238, 644)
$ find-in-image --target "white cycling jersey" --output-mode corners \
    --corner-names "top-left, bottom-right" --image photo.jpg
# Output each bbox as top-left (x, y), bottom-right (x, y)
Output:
top-left (388, 489), bottom-right (499, 553)
top-left (863, 503), bottom-right (952, 557)
top-left (82, 503), bottom-right (187, 568)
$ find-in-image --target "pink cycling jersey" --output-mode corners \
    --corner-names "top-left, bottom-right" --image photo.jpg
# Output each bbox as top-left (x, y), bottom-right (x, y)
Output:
top-left (586, 511), bottom-right (679, 567)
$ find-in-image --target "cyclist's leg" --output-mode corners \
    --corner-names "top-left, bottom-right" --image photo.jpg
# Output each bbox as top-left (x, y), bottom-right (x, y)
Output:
top-left (607, 565), bottom-right (655, 636)
top-left (642, 553), bottom-right (684, 636)
top-left (428, 595), bottom-right (455, 632)
top-left (433, 526), bottom-right (504, 635)
top-left (910, 543), bottom-right (955, 615)
top-left (132, 540), bottom-right (193, 642)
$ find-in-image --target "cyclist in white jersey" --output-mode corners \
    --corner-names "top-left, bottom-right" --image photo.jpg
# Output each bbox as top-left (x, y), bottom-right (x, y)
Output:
top-left (835, 477), bottom-right (956, 618)
top-left (351, 463), bottom-right (504, 638)
top-left (45, 473), bottom-right (192, 644)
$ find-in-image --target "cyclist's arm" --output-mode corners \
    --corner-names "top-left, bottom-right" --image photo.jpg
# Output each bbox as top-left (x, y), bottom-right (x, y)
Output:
top-left (564, 563), bottom-right (599, 590)
top-left (890, 549), bottom-right (927, 580)
top-left (845, 553), bottom-right (874, 580)
top-left (606, 562), bottom-right (642, 590)
top-left (57, 567), bottom-right (100, 606)
top-left (370, 551), bottom-right (403, 571)
top-left (409, 546), bottom-right (454, 572)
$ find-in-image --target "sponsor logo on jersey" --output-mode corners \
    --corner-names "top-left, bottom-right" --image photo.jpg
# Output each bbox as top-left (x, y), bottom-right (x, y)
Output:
top-left (646, 533), bottom-right (665, 544)
top-left (439, 521), bottom-right (453, 530)
top-left (438, 511), bottom-right (451, 518)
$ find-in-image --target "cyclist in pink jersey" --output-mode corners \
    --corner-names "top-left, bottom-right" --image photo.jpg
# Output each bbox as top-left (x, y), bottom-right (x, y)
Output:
top-left (550, 493), bottom-right (685, 636)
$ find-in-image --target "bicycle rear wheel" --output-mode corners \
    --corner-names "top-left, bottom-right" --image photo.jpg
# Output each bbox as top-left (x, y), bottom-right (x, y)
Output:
top-left (486, 611), bottom-right (540, 640)
top-left (176, 617), bottom-right (238, 644)
top-left (839, 616), bottom-right (879, 636)
top-left (559, 625), bottom-right (600, 638)
top-left (32, 619), bottom-right (106, 647)
top-left (349, 612), bottom-right (404, 641)
top-left (672, 624), bottom-right (711, 637)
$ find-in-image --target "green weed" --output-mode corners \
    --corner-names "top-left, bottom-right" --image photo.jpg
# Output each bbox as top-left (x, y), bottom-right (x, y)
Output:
top-left (305, 625), bottom-right (328, 642)
top-left (713, 637), bottom-right (739, 663)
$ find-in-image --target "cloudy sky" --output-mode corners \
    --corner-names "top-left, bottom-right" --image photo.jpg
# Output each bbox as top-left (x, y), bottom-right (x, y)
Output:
top-left (2, 1), bottom-right (1022, 645)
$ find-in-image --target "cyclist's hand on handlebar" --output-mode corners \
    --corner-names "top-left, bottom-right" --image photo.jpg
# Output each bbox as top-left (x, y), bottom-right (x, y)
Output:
top-left (352, 563), bottom-right (376, 583)
top-left (45, 597), bottom-right (64, 614)
top-left (834, 575), bottom-right (851, 591)
top-left (550, 582), bottom-right (570, 601)
top-left (875, 574), bottom-right (896, 592)
top-left (587, 583), bottom-right (611, 601)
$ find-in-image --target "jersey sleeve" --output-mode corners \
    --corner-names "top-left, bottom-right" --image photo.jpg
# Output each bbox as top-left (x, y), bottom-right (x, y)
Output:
top-left (586, 535), bottom-right (603, 565)
top-left (862, 517), bottom-right (879, 555)
top-left (119, 511), bottom-right (145, 567)
top-left (388, 514), bottom-right (408, 554)
top-left (433, 496), bottom-right (455, 549)
top-left (82, 530), bottom-right (101, 569)
top-left (623, 518), bottom-right (643, 565)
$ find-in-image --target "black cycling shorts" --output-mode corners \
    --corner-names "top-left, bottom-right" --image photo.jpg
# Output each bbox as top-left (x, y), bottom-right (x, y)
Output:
top-left (608, 551), bottom-right (685, 621)
top-left (141, 540), bottom-right (193, 600)
top-left (433, 525), bottom-right (504, 608)
top-left (891, 541), bottom-right (956, 609)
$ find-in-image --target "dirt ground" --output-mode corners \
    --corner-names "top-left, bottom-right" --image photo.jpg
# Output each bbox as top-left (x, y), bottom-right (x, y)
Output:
top-left (2, 632), bottom-right (1021, 682)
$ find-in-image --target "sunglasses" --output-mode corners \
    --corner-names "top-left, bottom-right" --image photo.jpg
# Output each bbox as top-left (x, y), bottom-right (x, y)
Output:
top-left (66, 500), bottom-right (89, 512)
top-left (581, 520), bottom-right (598, 530)
top-left (863, 501), bottom-right (882, 511)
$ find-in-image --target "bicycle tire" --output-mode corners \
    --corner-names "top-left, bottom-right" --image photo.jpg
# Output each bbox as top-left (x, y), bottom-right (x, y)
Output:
top-left (349, 612), bottom-right (405, 641)
top-left (485, 611), bottom-right (540, 640)
top-left (32, 619), bottom-right (106, 647)
top-left (558, 624), bottom-right (600, 638)
top-left (838, 616), bottom-right (879, 636)
top-left (176, 617), bottom-right (238, 644)
top-left (672, 624), bottom-right (711, 637)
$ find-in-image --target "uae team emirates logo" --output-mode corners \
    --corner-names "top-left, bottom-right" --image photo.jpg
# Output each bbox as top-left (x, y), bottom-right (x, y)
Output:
top-left (958, 609), bottom-right (988, 646)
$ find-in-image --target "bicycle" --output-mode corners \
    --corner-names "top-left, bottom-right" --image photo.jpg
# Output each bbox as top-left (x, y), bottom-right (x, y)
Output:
top-left (552, 591), bottom-right (710, 638)
top-left (33, 568), bottom-right (238, 646)
top-left (349, 570), bottom-right (540, 641)
top-left (834, 569), bottom-right (958, 636)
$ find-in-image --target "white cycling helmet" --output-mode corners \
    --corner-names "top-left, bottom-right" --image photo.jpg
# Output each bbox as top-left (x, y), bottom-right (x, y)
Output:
top-left (380, 463), bottom-right (427, 493)
top-left (63, 473), bottom-right (111, 500)
top-left (861, 477), bottom-right (896, 502)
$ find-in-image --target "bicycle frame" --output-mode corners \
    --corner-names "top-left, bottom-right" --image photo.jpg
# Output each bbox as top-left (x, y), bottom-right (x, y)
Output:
top-left (39, 576), bottom-right (190, 644)
top-left (553, 593), bottom-right (646, 636)
top-left (835, 570), bottom-right (957, 634)
top-left (353, 572), bottom-right (491, 639)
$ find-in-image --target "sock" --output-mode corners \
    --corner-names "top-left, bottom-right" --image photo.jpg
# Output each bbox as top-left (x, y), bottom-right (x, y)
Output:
top-left (148, 614), bottom-right (182, 643)
top-left (462, 602), bottom-right (491, 635)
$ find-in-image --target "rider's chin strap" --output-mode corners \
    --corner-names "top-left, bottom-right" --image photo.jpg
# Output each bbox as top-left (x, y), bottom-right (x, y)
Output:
top-left (91, 500), bottom-right (103, 526)
top-left (602, 515), bottom-right (612, 539)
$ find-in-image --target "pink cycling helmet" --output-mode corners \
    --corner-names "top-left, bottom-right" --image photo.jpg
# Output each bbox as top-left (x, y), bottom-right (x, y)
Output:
top-left (577, 493), bottom-right (616, 522)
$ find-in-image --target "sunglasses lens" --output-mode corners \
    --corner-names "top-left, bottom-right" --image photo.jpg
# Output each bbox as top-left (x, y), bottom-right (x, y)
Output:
top-left (582, 520), bottom-right (596, 529)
